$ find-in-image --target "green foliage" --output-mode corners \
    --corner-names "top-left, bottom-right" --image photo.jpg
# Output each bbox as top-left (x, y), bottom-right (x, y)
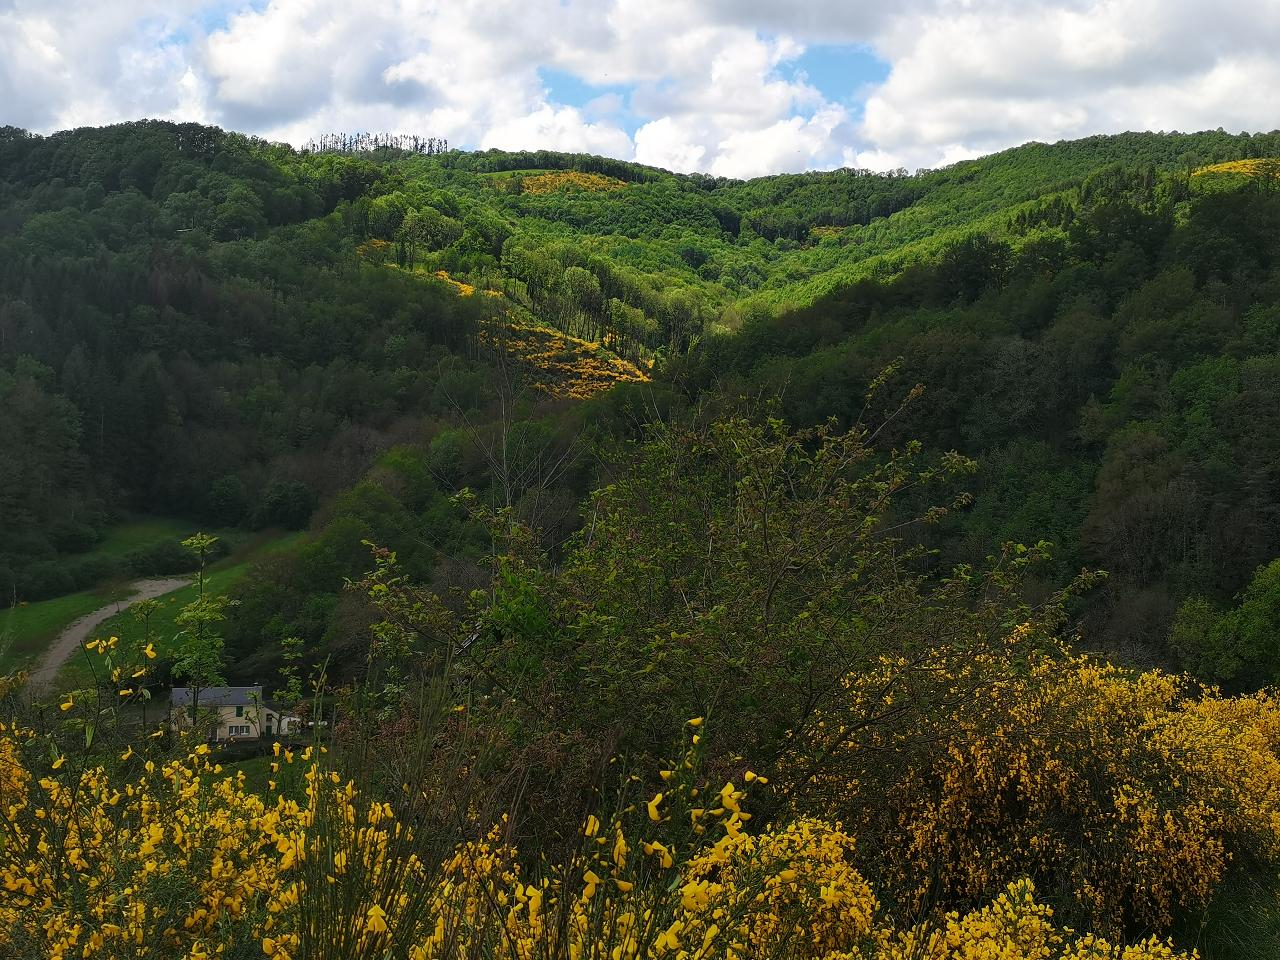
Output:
top-left (6, 119), bottom-right (1280, 956)
top-left (76, 530), bottom-right (305, 690)
top-left (354, 409), bottom-right (1003, 801)
top-left (0, 585), bottom-right (133, 671)
top-left (6, 118), bottom-right (1280, 692)
top-left (0, 121), bottom-right (493, 587)
top-left (1169, 595), bottom-right (1232, 680)
top-left (1173, 560), bottom-right (1280, 686)
top-left (171, 534), bottom-right (230, 722)
top-left (676, 165), bottom-right (1280, 670)
top-left (1229, 561), bottom-right (1280, 676)
top-left (541, 413), bottom-right (975, 759)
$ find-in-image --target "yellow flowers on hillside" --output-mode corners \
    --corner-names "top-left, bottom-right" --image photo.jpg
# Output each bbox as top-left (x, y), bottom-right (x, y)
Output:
top-left (869, 880), bottom-right (1189, 960)
top-left (1191, 158), bottom-right (1280, 179)
top-left (1189, 157), bottom-right (1280, 198)
top-left (434, 268), bottom-right (478, 296)
top-left (425, 260), bottom-right (650, 399)
top-left (432, 269), bottom-right (503, 298)
top-left (518, 171), bottom-right (629, 194)
top-left (358, 235), bottom-right (649, 399)
top-left (791, 627), bottom-right (1280, 933)
top-left (483, 321), bottom-right (650, 400)
top-left (354, 237), bottom-right (393, 263)
top-left (0, 715), bottom-right (1197, 960)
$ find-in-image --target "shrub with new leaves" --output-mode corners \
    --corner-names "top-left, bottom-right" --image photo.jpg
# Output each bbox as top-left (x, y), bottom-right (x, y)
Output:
top-left (544, 410), bottom-right (979, 763)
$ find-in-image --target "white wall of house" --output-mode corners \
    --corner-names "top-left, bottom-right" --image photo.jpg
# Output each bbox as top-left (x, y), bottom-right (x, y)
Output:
top-left (215, 702), bottom-right (261, 740)
top-left (171, 700), bottom-right (301, 740)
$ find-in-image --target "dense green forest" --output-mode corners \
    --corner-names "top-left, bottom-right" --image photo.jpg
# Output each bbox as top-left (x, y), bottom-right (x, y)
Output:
top-left (681, 163), bottom-right (1280, 683)
top-left (4, 120), bottom-right (1280, 686)
top-left (5, 120), bottom-right (1280, 958)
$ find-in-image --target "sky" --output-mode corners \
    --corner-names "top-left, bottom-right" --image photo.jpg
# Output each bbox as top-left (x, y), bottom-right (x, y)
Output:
top-left (2, 0), bottom-right (1278, 179)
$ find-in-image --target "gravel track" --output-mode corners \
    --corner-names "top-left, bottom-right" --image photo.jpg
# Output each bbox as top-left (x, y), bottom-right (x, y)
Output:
top-left (26, 578), bottom-right (189, 694)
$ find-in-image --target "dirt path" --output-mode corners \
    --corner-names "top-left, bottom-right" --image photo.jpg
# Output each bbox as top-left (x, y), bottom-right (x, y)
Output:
top-left (27, 578), bottom-right (190, 695)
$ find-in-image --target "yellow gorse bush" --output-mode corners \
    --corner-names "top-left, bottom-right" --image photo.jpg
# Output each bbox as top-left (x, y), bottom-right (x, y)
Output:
top-left (1191, 158), bottom-right (1280, 179)
top-left (862, 880), bottom-right (1189, 960)
top-left (792, 625), bottom-right (1280, 932)
top-left (0, 729), bottom-right (27, 807)
top-left (519, 171), bottom-right (629, 194)
top-left (0, 728), bottom-right (288, 958)
top-left (0, 728), bottom-right (433, 960)
top-left (408, 816), bottom-right (878, 960)
top-left (434, 269), bottom-right (479, 296)
top-left (481, 320), bottom-right (650, 399)
top-left (363, 248), bottom-right (649, 399)
top-left (431, 269), bottom-right (502, 299)
top-left (0, 715), bottom-right (1196, 960)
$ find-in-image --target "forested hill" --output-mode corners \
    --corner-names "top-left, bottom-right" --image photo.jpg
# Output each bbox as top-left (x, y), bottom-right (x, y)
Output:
top-left (3, 120), bottom-right (1280, 685)
top-left (681, 154), bottom-right (1280, 680)
top-left (12, 117), bottom-right (1280, 960)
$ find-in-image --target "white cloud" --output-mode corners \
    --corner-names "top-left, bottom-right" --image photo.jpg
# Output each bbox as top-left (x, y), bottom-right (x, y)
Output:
top-left (858, 0), bottom-right (1280, 170)
top-left (0, 1), bottom-right (219, 130)
top-left (2, 0), bottom-right (1280, 176)
top-left (634, 117), bottom-right (708, 173)
top-left (710, 105), bottom-right (854, 179)
top-left (481, 105), bottom-right (633, 157)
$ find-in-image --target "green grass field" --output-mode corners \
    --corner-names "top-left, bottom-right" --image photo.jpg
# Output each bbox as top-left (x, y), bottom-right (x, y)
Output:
top-left (0, 515), bottom-right (219, 673)
top-left (0, 525), bottom-right (305, 686)
top-left (57, 530), bottom-right (306, 687)
top-left (87, 516), bottom-right (199, 560)
top-left (0, 584), bottom-right (136, 672)
top-left (224, 754), bottom-right (274, 794)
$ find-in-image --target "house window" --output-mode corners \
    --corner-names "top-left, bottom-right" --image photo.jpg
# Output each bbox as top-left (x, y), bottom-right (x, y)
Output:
top-left (235, 705), bottom-right (244, 718)
top-left (228, 724), bottom-right (252, 737)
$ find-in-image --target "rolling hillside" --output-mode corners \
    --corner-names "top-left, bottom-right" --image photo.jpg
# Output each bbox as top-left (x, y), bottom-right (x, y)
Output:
top-left (3, 121), bottom-right (1280, 679)
top-left (6, 121), bottom-right (1280, 960)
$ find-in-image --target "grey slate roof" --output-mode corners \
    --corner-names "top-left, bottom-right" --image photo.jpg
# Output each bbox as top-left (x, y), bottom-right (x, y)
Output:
top-left (170, 686), bottom-right (262, 708)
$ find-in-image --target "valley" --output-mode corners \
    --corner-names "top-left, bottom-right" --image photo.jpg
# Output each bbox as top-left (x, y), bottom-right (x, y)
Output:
top-left (3, 119), bottom-right (1280, 959)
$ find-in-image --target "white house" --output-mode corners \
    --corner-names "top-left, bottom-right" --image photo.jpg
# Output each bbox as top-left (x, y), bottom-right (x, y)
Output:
top-left (169, 686), bottom-right (301, 741)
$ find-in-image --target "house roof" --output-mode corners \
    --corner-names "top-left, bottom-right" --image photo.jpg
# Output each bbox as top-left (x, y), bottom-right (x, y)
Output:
top-left (171, 686), bottom-right (262, 708)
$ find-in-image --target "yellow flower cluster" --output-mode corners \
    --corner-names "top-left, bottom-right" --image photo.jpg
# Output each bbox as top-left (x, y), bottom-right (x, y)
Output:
top-left (405, 811), bottom-right (1185, 960)
top-left (0, 719), bottom-right (1195, 960)
top-left (1191, 158), bottom-right (1280, 179)
top-left (809, 226), bottom-right (845, 241)
top-left (0, 736), bottom-right (315, 960)
top-left (796, 628), bottom-right (1280, 932)
top-left (519, 171), bottom-right (629, 194)
top-left (354, 237), bottom-right (393, 262)
top-left (406, 815), bottom-right (878, 960)
top-left (0, 724), bottom-right (402, 960)
top-left (434, 268), bottom-right (477, 296)
top-left (432, 269), bottom-right (500, 298)
top-left (481, 319), bottom-right (650, 399)
top-left (0, 725), bottom-right (29, 808)
top-left (860, 880), bottom-right (1188, 960)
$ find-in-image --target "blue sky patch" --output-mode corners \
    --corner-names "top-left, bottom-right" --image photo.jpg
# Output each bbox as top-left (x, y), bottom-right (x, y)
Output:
top-left (789, 44), bottom-right (889, 116)
top-left (539, 43), bottom-right (890, 140)
top-left (539, 67), bottom-right (643, 136)
top-left (196, 1), bottom-right (267, 36)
